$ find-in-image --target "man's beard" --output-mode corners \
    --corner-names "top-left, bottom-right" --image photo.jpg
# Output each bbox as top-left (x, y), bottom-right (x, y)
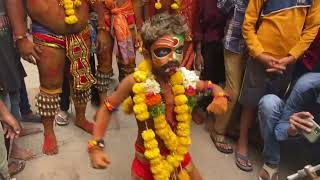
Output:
top-left (161, 60), bottom-right (180, 75)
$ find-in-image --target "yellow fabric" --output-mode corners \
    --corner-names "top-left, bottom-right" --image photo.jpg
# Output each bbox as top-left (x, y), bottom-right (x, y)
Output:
top-left (242, 0), bottom-right (320, 59)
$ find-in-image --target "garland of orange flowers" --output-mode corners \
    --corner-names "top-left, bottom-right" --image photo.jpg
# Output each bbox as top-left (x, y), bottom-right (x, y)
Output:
top-left (63, 0), bottom-right (82, 24)
top-left (123, 60), bottom-right (198, 180)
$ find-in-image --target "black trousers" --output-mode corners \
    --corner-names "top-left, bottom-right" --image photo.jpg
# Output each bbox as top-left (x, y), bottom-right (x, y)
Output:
top-left (200, 41), bottom-right (225, 84)
top-left (199, 41), bottom-right (225, 109)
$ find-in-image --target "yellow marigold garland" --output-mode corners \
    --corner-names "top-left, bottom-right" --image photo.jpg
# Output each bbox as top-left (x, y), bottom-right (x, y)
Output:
top-left (129, 60), bottom-right (197, 180)
top-left (63, 0), bottom-right (81, 24)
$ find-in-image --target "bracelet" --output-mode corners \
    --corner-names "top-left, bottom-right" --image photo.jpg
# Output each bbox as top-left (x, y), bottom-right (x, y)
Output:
top-left (14, 34), bottom-right (27, 42)
top-left (88, 139), bottom-right (105, 153)
top-left (104, 98), bottom-right (118, 112)
top-left (203, 81), bottom-right (214, 96)
top-left (214, 92), bottom-right (230, 101)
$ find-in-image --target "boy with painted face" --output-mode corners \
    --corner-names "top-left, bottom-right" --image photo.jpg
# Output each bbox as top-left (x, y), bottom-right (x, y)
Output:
top-left (88, 13), bottom-right (229, 180)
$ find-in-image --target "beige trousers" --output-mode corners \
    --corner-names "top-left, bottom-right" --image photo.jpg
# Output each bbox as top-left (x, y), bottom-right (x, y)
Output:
top-left (214, 49), bottom-right (246, 135)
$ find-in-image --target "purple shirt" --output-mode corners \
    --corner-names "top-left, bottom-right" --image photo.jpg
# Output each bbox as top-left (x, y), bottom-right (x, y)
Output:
top-left (193, 0), bottom-right (227, 43)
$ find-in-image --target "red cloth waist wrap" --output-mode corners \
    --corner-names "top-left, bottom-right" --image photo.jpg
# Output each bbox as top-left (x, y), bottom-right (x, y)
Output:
top-left (131, 144), bottom-right (191, 180)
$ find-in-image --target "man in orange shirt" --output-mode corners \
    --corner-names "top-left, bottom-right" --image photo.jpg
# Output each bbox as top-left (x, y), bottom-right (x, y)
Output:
top-left (235, 0), bottom-right (320, 174)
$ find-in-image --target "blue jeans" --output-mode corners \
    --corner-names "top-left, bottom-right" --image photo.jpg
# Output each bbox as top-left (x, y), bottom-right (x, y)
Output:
top-left (258, 73), bottom-right (320, 165)
top-left (1, 91), bottom-right (22, 121)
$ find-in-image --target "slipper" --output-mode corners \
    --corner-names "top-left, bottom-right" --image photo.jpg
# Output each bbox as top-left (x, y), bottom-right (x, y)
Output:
top-left (235, 151), bottom-right (253, 172)
top-left (210, 131), bottom-right (233, 154)
top-left (259, 164), bottom-right (279, 180)
top-left (8, 160), bottom-right (26, 176)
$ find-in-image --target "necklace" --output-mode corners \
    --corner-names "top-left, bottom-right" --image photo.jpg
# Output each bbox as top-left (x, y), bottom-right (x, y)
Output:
top-left (61, 0), bottom-right (82, 24)
top-left (126, 60), bottom-right (198, 179)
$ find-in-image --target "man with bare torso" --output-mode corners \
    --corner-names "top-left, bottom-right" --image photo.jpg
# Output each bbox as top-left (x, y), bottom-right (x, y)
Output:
top-left (6, 0), bottom-right (108, 155)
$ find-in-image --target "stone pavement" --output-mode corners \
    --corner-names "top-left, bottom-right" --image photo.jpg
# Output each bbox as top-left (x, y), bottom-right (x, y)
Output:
top-left (14, 60), bottom-right (303, 180)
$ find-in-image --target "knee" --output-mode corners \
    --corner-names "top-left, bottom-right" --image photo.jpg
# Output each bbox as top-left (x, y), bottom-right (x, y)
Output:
top-left (258, 95), bottom-right (282, 115)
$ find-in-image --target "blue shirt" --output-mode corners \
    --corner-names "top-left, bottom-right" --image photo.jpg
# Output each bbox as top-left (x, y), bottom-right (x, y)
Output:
top-left (218, 0), bottom-right (248, 54)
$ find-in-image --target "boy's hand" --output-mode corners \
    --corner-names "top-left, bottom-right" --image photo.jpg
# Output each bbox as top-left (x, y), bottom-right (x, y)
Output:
top-left (207, 97), bottom-right (228, 115)
top-left (2, 114), bottom-right (21, 140)
top-left (3, 123), bottom-right (20, 140)
top-left (89, 149), bottom-right (111, 169)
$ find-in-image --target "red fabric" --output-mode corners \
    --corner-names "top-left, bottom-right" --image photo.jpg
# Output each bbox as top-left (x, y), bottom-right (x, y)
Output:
top-left (303, 30), bottom-right (320, 71)
top-left (132, 144), bottom-right (192, 180)
top-left (33, 33), bottom-right (66, 47)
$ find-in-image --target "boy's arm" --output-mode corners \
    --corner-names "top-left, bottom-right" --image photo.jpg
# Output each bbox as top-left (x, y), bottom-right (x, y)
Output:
top-left (242, 0), bottom-right (264, 58)
top-left (288, 0), bottom-right (320, 60)
top-left (93, 75), bottom-right (136, 141)
top-left (196, 80), bottom-right (229, 115)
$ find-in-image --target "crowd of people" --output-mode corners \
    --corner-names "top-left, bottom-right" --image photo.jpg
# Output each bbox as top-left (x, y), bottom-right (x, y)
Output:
top-left (0, 0), bottom-right (320, 179)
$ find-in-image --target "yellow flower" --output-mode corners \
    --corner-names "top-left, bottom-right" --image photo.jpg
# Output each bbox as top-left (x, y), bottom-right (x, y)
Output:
top-left (176, 146), bottom-right (188, 155)
top-left (171, 2), bottom-right (179, 10)
top-left (154, 120), bottom-right (167, 129)
top-left (133, 71), bottom-right (148, 82)
top-left (154, 115), bottom-right (166, 122)
top-left (174, 95), bottom-right (188, 106)
top-left (132, 83), bottom-right (145, 94)
top-left (155, 2), bottom-right (162, 9)
top-left (142, 129), bottom-right (155, 141)
top-left (64, 3), bottom-right (74, 9)
top-left (178, 169), bottom-right (190, 180)
top-left (74, 0), bottom-right (81, 6)
top-left (177, 122), bottom-right (189, 130)
top-left (137, 60), bottom-right (152, 72)
top-left (162, 161), bottom-right (174, 173)
top-left (172, 85), bottom-right (185, 95)
top-left (174, 104), bottom-right (189, 114)
top-left (166, 155), bottom-right (180, 168)
top-left (175, 154), bottom-right (184, 162)
top-left (65, 9), bottom-right (75, 16)
top-left (170, 71), bottom-right (184, 85)
top-left (177, 129), bottom-right (190, 137)
top-left (122, 96), bottom-right (133, 114)
top-left (150, 157), bottom-right (162, 167)
top-left (136, 111), bottom-right (150, 121)
top-left (133, 103), bottom-right (148, 114)
top-left (145, 148), bottom-right (161, 160)
top-left (176, 113), bottom-right (192, 122)
top-left (179, 137), bottom-right (192, 145)
top-left (144, 139), bottom-right (159, 149)
top-left (133, 94), bottom-right (145, 104)
top-left (150, 163), bottom-right (164, 174)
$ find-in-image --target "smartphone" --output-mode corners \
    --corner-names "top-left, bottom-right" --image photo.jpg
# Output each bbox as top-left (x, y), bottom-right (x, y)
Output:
top-left (302, 118), bottom-right (320, 143)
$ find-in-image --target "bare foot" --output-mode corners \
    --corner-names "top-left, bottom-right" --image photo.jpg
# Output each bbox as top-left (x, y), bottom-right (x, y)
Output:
top-left (192, 108), bottom-right (205, 125)
top-left (75, 120), bottom-right (94, 134)
top-left (20, 127), bottom-right (43, 137)
top-left (8, 160), bottom-right (25, 176)
top-left (42, 133), bottom-right (58, 155)
top-left (10, 143), bottom-right (34, 160)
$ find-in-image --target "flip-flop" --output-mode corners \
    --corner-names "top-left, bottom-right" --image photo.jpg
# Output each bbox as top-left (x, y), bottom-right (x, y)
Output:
top-left (8, 160), bottom-right (26, 176)
top-left (235, 152), bottom-right (253, 172)
top-left (210, 131), bottom-right (233, 154)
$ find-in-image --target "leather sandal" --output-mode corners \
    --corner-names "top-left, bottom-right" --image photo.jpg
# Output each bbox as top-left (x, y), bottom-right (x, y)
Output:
top-left (259, 164), bottom-right (279, 180)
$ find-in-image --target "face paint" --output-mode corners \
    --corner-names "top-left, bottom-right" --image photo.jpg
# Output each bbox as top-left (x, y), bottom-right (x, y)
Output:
top-left (150, 34), bottom-right (185, 71)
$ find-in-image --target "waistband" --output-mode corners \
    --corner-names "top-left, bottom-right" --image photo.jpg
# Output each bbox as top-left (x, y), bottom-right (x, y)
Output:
top-left (32, 22), bottom-right (90, 49)
top-left (0, 16), bottom-right (10, 30)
